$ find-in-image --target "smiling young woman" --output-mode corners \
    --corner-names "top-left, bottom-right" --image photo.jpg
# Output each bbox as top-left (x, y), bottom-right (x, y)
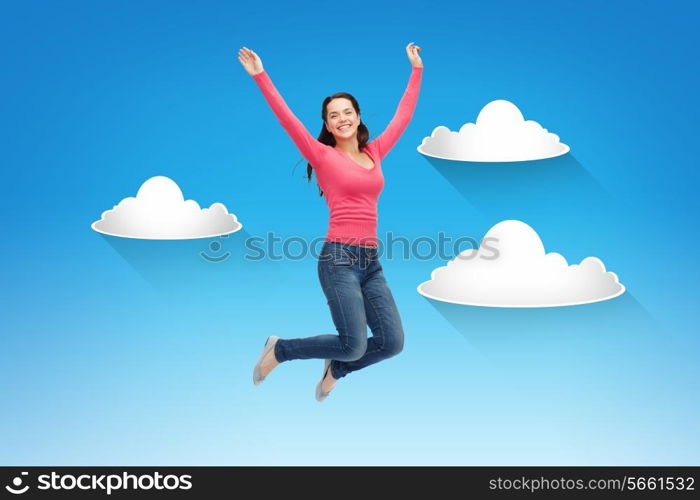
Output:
top-left (239, 42), bottom-right (423, 401)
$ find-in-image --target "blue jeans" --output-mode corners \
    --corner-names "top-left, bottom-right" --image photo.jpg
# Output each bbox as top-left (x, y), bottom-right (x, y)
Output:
top-left (273, 241), bottom-right (405, 379)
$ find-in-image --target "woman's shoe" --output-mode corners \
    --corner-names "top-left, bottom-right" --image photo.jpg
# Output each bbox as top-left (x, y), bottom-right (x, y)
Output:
top-left (253, 335), bottom-right (280, 386)
top-left (315, 359), bottom-right (334, 402)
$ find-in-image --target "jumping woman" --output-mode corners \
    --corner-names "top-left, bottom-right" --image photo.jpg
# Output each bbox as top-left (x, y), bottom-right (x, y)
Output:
top-left (239, 42), bottom-right (423, 401)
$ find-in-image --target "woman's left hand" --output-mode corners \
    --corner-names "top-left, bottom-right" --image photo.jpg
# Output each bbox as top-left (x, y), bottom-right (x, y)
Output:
top-left (406, 42), bottom-right (423, 68)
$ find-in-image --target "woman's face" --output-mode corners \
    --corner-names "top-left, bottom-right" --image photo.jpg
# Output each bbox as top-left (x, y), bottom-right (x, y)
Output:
top-left (325, 98), bottom-right (359, 141)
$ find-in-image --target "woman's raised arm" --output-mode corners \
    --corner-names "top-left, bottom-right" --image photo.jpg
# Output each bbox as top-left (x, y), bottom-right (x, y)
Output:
top-left (370, 42), bottom-right (424, 161)
top-left (238, 47), bottom-right (325, 166)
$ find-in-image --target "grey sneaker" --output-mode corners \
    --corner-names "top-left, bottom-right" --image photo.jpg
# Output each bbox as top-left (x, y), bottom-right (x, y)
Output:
top-left (253, 335), bottom-right (280, 386)
top-left (315, 359), bottom-right (334, 402)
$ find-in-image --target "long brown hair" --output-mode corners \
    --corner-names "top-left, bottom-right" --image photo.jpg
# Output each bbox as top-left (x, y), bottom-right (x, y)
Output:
top-left (307, 92), bottom-right (370, 197)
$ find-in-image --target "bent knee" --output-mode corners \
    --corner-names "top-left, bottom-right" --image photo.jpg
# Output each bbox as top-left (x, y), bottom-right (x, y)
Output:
top-left (384, 335), bottom-right (404, 357)
top-left (337, 339), bottom-right (366, 362)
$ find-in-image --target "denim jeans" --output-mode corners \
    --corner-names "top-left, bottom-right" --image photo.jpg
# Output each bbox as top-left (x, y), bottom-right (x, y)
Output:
top-left (274, 241), bottom-right (405, 379)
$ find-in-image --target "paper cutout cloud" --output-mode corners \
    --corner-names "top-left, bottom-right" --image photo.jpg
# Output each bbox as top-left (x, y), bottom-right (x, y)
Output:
top-left (91, 176), bottom-right (242, 239)
top-left (417, 220), bottom-right (624, 307)
top-left (417, 100), bottom-right (570, 162)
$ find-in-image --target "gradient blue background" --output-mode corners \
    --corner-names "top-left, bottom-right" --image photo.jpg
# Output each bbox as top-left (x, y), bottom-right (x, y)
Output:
top-left (1, 0), bottom-right (698, 465)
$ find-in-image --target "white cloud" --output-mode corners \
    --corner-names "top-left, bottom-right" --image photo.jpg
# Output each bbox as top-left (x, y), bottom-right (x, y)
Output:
top-left (91, 176), bottom-right (242, 240)
top-left (417, 220), bottom-right (624, 307)
top-left (417, 100), bottom-right (570, 162)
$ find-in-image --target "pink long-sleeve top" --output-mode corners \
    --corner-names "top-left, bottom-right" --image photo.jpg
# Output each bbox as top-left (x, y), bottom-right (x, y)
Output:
top-left (252, 65), bottom-right (423, 247)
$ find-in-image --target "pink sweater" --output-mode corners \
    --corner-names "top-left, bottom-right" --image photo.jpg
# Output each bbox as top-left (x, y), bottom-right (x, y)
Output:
top-left (252, 65), bottom-right (423, 247)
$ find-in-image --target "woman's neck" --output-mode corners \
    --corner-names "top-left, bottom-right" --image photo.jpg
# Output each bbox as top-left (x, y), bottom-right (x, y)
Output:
top-left (334, 137), bottom-right (360, 154)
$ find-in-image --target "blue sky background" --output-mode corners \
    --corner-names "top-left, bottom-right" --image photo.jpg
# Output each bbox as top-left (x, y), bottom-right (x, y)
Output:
top-left (1, 0), bottom-right (698, 465)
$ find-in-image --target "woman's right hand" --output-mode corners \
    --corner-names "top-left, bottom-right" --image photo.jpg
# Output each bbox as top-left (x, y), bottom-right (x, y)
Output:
top-left (237, 46), bottom-right (264, 76)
